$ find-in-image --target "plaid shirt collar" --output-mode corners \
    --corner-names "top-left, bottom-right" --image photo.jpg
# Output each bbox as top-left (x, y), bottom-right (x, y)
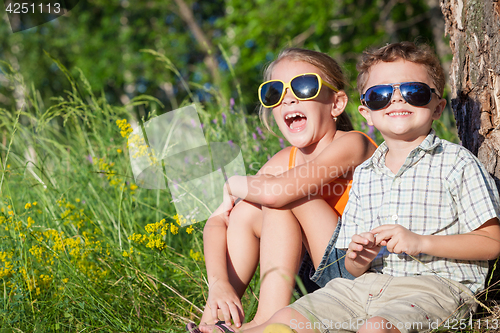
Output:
top-left (366, 129), bottom-right (442, 177)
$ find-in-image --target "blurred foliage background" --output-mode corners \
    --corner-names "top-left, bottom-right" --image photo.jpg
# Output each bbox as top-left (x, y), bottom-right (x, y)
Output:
top-left (0, 0), bottom-right (451, 120)
top-left (0, 1), bottom-right (466, 330)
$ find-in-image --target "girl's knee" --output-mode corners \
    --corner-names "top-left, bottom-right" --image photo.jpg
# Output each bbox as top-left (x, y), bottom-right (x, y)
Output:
top-left (227, 202), bottom-right (262, 235)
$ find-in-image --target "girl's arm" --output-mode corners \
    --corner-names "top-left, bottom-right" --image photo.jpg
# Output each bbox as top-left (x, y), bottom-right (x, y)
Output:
top-left (227, 132), bottom-right (375, 207)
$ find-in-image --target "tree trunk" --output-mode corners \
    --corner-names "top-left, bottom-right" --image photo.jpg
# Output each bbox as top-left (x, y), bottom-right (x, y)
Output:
top-left (441, 0), bottom-right (500, 188)
top-left (441, 0), bottom-right (500, 299)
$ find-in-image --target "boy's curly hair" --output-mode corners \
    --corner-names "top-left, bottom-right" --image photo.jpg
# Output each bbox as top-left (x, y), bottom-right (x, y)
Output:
top-left (356, 42), bottom-right (445, 97)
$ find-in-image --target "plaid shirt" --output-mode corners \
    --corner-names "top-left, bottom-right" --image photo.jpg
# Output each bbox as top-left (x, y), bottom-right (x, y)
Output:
top-left (337, 130), bottom-right (500, 293)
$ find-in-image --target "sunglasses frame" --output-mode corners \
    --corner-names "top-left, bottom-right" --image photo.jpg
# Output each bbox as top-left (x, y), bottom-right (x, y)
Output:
top-left (258, 73), bottom-right (339, 108)
top-left (360, 81), bottom-right (442, 111)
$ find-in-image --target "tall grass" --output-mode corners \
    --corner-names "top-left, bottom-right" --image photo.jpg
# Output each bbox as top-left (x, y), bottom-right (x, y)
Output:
top-left (1, 51), bottom-right (487, 332)
top-left (0, 49), bottom-right (286, 331)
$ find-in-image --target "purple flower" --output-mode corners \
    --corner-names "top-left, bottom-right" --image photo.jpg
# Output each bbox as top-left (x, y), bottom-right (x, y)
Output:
top-left (267, 154), bottom-right (271, 160)
top-left (254, 145), bottom-right (260, 152)
top-left (185, 156), bottom-right (190, 164)
top-left (191, 119), bottom-right (197, 127)
top-left (82, 200), bottom-right (86, 204)
top-left (252, 133), bottom-right (257, 140)
top-left (86, 154), bottom-right (93, 163)
top-left (212, 119), bottom-right (217, 124)
top-left (222, 113), bottom-right (226, 125)
top-left (200, 123), bottom-right (204, 129)
top-left (368, 125), bottom-right (376, 141)
top-left (279, 138), bottom-right (285, 149)
top-left (361, 122), bottom-right (366, 130)
top-left (256, 126), bottom-right (265, 140)
top-left (228, 140), bottom-right (234, 148)
top-left (229, 98), bottom-right (235, 111)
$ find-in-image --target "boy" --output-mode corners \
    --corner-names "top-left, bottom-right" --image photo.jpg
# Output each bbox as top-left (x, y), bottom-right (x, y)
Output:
top-left (276, 42), bottom-right (500, 332)
top-left (201, 42), bottom-right (500, 333)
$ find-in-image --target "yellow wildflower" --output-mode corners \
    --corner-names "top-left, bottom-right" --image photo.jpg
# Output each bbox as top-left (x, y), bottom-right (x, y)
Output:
top-left (27, 216), bottom-right (34, 228)
top-left (186, 226), bottom-right (194, 234)
top-left (25, 203), bottom-right (32, 209)
top-left (170, 223), bottom-right (179, 235)
top-left (190, 249), bottom-right (204, 262)
top-left (117, 149), bottom-right (122, 153)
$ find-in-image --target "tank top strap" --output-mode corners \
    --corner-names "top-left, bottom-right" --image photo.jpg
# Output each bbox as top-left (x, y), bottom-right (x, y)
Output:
top-left (350, 130), bottom-right (378, 148)
top-left (288, 146), bottom-right (298, 170)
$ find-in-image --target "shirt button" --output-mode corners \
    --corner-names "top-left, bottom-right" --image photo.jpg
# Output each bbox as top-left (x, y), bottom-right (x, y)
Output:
top-left (391, 214), bottom-right (398, 221)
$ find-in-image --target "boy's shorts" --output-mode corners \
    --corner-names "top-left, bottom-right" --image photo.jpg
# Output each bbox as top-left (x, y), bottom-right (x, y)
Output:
top-left (297, 220), bottom-right (355, 293)
top-left (289, 273), bottom-right (475, 333)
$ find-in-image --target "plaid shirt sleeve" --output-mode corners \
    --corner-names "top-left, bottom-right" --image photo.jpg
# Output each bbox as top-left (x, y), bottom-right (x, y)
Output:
top-left (447, 149), bottom-right (500, 231)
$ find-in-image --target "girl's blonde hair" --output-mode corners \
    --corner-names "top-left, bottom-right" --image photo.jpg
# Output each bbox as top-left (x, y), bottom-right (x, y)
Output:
top-left (259, 48), bottom-right (353, 132)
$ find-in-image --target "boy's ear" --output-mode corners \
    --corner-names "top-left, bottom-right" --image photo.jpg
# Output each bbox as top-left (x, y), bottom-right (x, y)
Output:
top-left (432, 98), bottom-right (447, 120)
top-left (331, 90), bottom-right (348, 118)
top-left (358, 104), bottom-right (374, 126)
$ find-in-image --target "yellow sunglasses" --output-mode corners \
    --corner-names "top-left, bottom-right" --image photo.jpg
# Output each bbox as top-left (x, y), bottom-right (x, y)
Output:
top-left (258, 73), bottom-right (339, 108)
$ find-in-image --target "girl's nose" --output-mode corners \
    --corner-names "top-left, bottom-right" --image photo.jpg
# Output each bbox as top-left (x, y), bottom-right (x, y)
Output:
top-left (281, 88), bottom-right (297, 105)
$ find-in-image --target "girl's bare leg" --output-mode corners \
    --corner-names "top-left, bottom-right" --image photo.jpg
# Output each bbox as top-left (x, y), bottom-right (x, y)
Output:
top-left (199, 200), bottom-right (263, 326)
top-left (288, 195), bottom-right (338, 268)
top-left (244, 206), bottom-right (303, 329)
top-left (243, 195), bottom-right (338, 329)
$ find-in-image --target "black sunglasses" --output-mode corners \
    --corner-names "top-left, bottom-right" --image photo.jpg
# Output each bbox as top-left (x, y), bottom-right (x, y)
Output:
top-left (360, 82), bottom-right (441, 111)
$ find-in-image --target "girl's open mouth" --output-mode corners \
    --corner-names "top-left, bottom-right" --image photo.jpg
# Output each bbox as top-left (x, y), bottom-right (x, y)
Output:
top-left (284, 112), bottom-right (307, 131)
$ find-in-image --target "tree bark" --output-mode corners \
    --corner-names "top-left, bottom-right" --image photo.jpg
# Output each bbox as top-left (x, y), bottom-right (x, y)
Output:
top-left (441, 0), bottom-right (500, 189)
top-left (441, 0), bottom-right (500, 298)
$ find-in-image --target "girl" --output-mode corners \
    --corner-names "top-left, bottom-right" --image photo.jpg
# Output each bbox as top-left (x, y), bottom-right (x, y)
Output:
top-left (189, 48), bottom-right (377, 333)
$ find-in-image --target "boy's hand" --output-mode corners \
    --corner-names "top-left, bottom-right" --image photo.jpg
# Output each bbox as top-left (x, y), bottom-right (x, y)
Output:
top-left (347, 232), bottom-right (381, 267)
top-left (371, 224), bottom-right (423, 256)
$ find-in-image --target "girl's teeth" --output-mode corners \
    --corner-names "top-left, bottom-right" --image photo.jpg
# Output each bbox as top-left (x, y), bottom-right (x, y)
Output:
top-left (390, 112), bottom-right (411, 116)
top-left (285, 112), bottom-right (304, 119)
top-left (290, 123), bottom-right (294, 129)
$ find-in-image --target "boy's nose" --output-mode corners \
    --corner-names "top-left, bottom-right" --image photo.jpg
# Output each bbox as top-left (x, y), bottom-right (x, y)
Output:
top-left (391, 87), bottom-right (405, 104)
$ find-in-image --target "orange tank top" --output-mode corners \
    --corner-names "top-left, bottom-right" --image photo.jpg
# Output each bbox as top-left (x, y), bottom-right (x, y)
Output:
top-left (287, 131), bottom-right (377, 216)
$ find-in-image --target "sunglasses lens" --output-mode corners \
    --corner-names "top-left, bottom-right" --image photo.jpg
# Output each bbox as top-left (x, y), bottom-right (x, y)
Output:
top-left (365, 85), bottom-right (393, 110)
top-left (400, 82), bottom-right (432, 106)
top-left (260, 81), bottom-right (284, 107)
top-left (291, 75), bottom-right (320, 99)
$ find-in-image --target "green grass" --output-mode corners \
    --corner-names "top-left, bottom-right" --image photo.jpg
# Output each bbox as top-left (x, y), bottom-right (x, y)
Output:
top-left (0, 55), bottom-right (277, 331)
top-left (1, 53), bottom-right (490, 332)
